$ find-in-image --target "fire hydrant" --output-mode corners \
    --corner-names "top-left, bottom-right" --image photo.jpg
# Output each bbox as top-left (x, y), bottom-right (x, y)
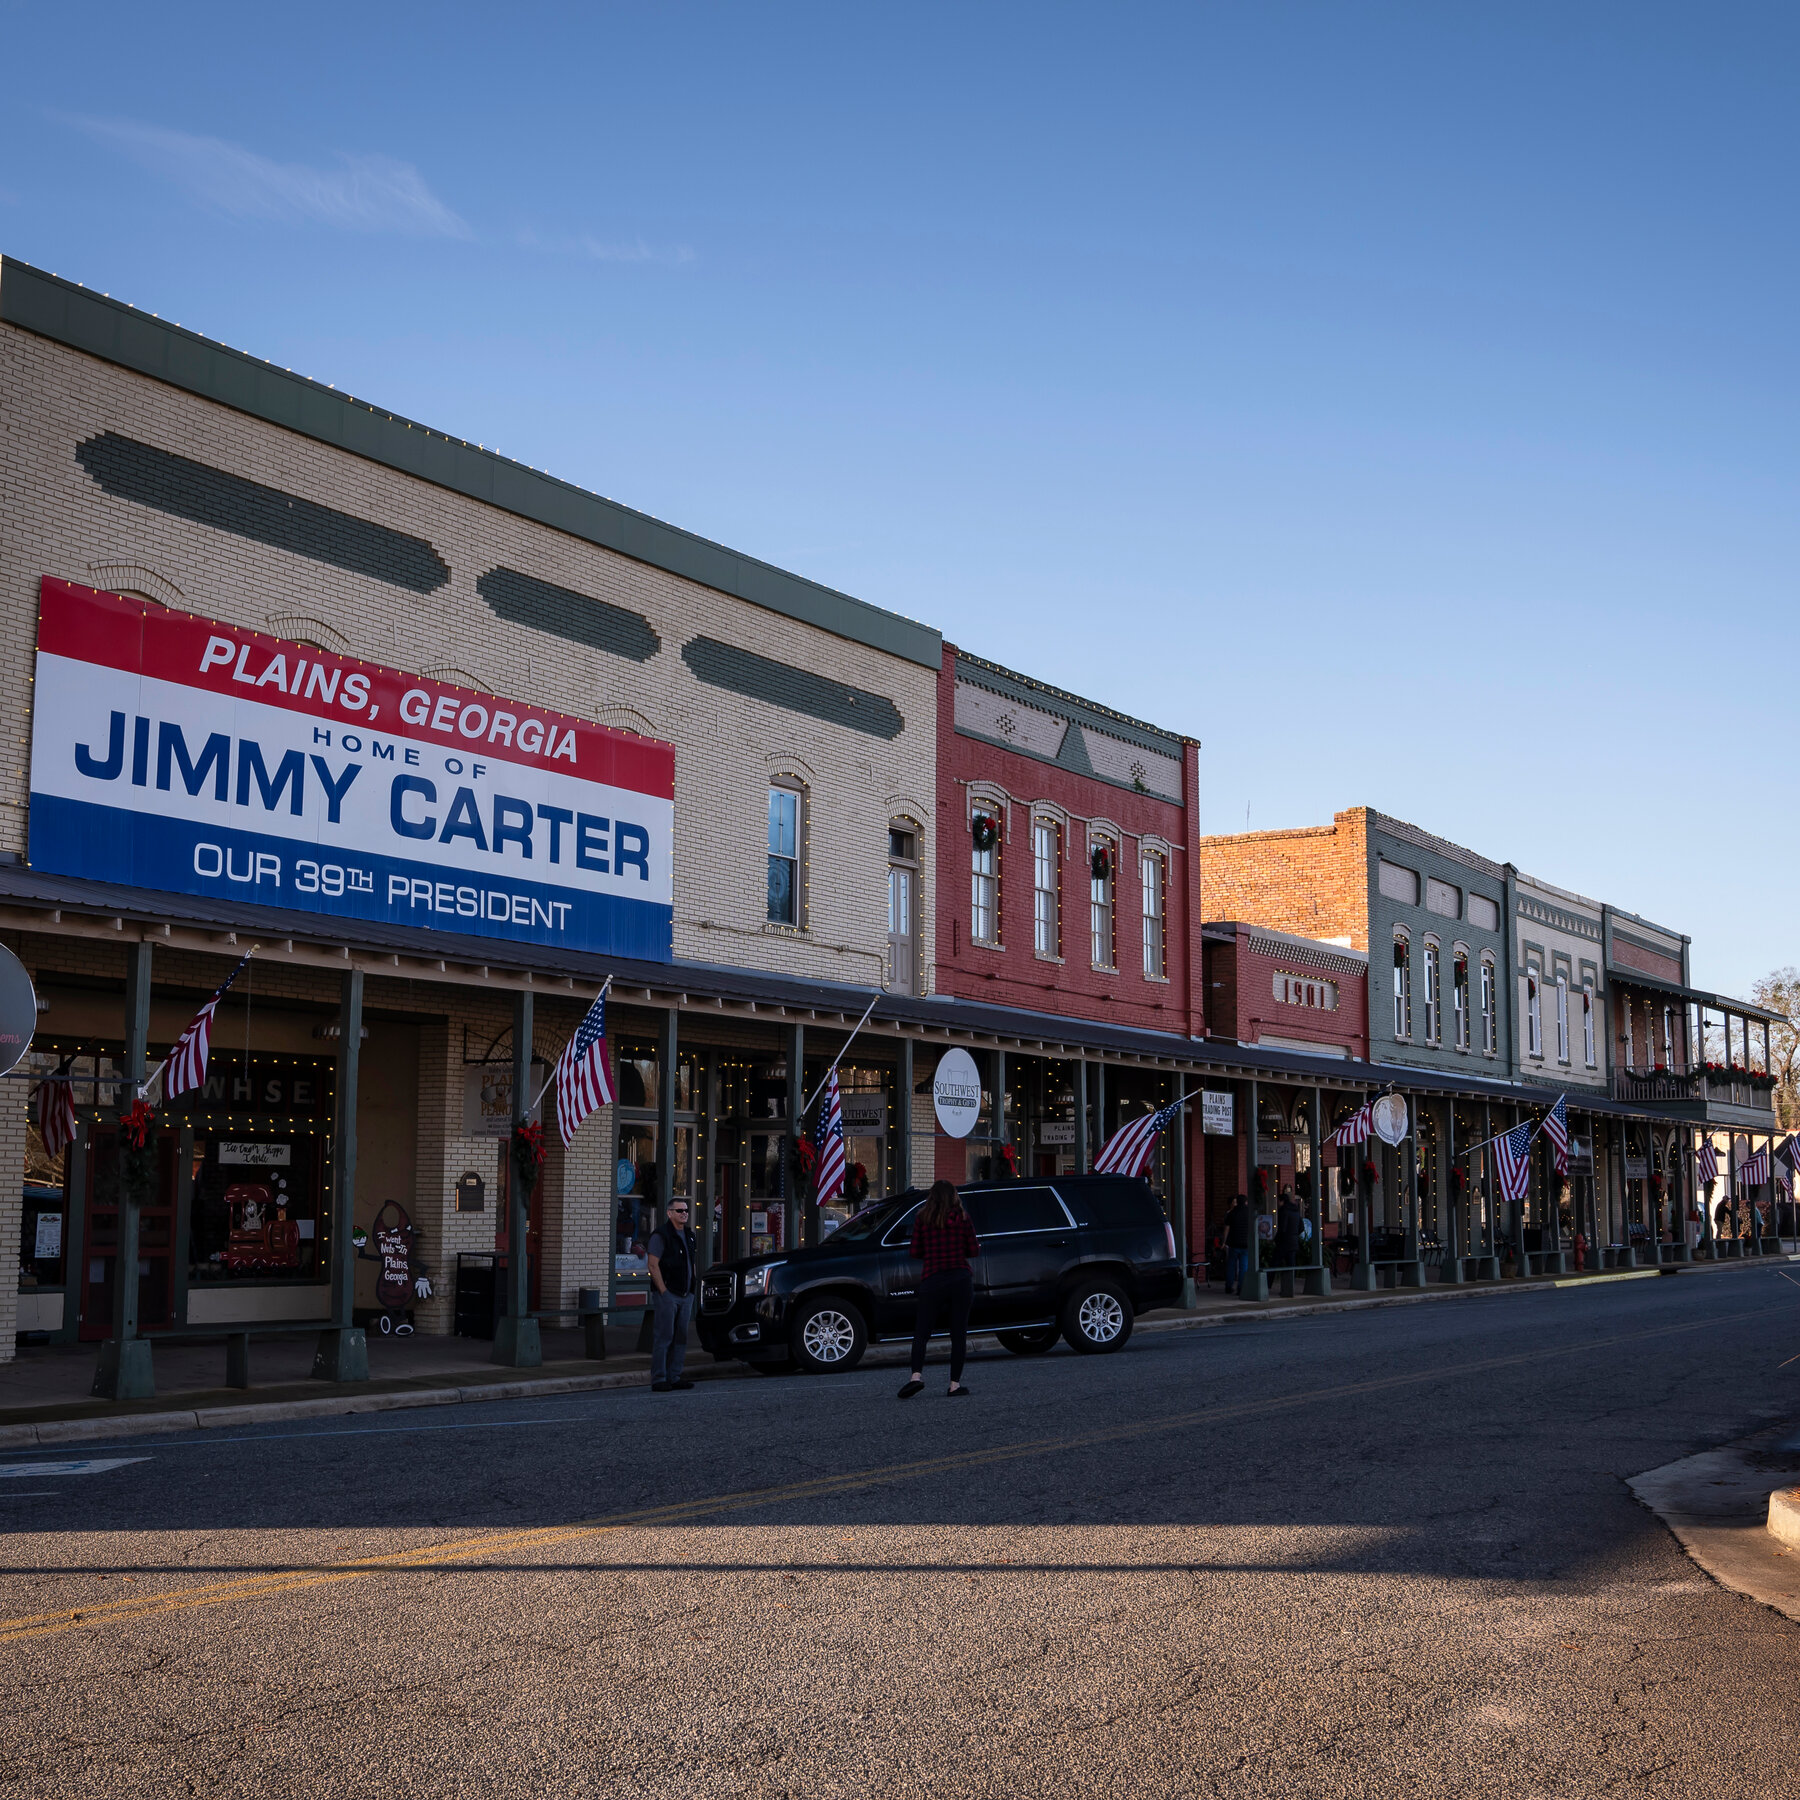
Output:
top-left (1572, 1231), bottom-right (1587, 1273)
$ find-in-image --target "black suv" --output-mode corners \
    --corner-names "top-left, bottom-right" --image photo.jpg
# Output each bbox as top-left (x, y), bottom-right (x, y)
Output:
top-left (696, 1176), bottom-right (1183, 1375)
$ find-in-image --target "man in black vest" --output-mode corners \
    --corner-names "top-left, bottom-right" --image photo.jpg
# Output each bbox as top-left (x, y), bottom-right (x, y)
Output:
top-left (647, 1199), bottom-right (697, 1392)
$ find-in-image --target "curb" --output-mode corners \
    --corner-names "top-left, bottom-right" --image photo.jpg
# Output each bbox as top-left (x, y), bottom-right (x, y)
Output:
top-left (1769, 1487), bottom-right (1800, 1551)
top-left (0, 1253), bottom-right (1785, 1449)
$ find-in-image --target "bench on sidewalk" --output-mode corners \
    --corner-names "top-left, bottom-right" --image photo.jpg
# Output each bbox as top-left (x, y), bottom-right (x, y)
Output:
top-left (93, 1323), bottom-right (336, 1397)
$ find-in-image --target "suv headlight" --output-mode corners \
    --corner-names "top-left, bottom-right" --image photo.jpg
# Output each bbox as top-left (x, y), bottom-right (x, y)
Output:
top-left (742, 1262), bottom-right (785, 1298)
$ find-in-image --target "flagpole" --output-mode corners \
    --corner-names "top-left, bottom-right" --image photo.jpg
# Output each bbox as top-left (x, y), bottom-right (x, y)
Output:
top-left (527, 974), bottom-right (614, 1115)
top-left (797, 990), bottom-right (883, 1120)
top-left (142, 944), bottom-right (260, 1103)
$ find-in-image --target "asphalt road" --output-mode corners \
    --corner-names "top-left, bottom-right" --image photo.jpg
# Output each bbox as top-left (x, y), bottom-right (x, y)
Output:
top-left (3, 1267), bottom-right (1800, 1799)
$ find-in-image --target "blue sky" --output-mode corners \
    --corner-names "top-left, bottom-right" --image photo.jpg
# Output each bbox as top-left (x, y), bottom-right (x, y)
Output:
top-left (2, 3), bottom-right (1792, 996)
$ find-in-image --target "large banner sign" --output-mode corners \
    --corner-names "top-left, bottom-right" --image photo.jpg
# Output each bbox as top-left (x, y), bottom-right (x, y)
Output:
top-left (28, 579), bottom-right (675, 960)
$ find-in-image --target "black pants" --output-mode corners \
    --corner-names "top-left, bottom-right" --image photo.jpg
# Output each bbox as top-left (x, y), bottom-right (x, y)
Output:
top-left (910, 1268), bottom-right (974, 1381)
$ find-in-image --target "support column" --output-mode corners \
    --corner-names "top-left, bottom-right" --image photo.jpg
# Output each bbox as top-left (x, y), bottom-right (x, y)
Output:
top-left (313, 967), bottom-right (369, 1381)
top-left (1401, 1093), bottom-right (1424, 1286)
top-left (1474, 1100), bottom-right (1500, 1280)
top-left (785, 1022), bottom-right (804, 1248)
top-left (994, 1048), bottom-right (1008, 1177)
top-left (1094, 1061), bottom-right (1107, 1163)
top-left (1352, 1088), bottom-right (1377, 1291)
top-left (94, 941), bottom-right (155, 1400)
top-left (1241, 1076), bottom-right (1267, 1301)
top-left (897, 1036), bottom-right (915, 1193)
top-left (1074, 1058), bottom-right (1089, 1173)
top-left (1441, 1103), bottom-right (1465, 1284)
top-left (492, 986), bottom-right (541, 1367)
top-left (1726, 1132), bottom-right (1739, 1257)
top-left (1305, 1086), bottom-right (1330, 1296)
top-left (1174, 1081), bottom-right (1195, 1306)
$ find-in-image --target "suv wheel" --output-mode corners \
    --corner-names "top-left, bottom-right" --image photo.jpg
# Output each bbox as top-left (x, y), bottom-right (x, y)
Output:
top-left (997, 1326), bottom-right (1059, 1356)
top-left (790, 1297), bottom-right (868, 1374)
top-left (1061, 1279), bottom-right (1132, 1354)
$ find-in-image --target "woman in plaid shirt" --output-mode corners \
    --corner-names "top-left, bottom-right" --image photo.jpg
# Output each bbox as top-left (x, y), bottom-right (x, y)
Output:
top-left (898, 1180), bottom-right (980, 1400)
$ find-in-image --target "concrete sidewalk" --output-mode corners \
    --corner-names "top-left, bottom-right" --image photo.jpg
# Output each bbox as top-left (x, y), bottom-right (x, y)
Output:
top-left (1, 1253), bottom-right (1787, 1448)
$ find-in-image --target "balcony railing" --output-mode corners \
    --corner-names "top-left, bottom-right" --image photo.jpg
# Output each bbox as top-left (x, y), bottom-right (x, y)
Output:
top-left (1611, 1069), bottom-right (1774, 1112)
top-left (1612, 1070), bottom-right (1697, 1103)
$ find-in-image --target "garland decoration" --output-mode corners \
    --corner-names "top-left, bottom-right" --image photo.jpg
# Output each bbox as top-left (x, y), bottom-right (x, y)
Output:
top-left (118, 1097), bottom-right (158, 1204)
top-left (510, 1120), bottom-right (545, 1190)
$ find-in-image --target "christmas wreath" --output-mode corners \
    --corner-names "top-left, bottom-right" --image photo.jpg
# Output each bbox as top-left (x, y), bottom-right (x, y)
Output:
top-left (1090, 843), bottom-right (1113, 882)
top-left (796, 1136), bottom-right (818, 1185)
top-left (845, 1162), bottom-right (870, 1204)
top-left (998, 1144), bottom-right (1019, 1181)
top-left (971, 813), bottom-right (998, 852)
top-left (1360, 1157), bottom-right (1379, 1190)
top-left (510, 1120), bottom-right (545, 1190)
top-left (1451, 1166), bottom-right (1467, 1198)
top-left (118, 1097), bottom-right (159, 1203)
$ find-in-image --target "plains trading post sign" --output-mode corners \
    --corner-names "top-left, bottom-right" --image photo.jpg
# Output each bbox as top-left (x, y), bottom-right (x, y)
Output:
top-left (27, 579), bottom-right (675, 959)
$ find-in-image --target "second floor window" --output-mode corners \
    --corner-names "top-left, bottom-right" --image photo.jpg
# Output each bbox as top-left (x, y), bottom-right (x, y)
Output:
top-left (1526, 969), bottom-right (1542, 1058)
top-left (970, 811), bottom-right (1000, 946)
top-left (1556, 974), bottom-right (1570, 1062)
top-left (1623, 1002), bottom-right (1634, 1070)
top-left (1423, 940), bottom-right (1441, 1044)
top-left (1090, 841), bottom-right (1116, 970)
top-left (1661, 1005), bottom-right (1674, 1070)
top-left (1032, 818), bottom-right (1060, 957)
top-left (767, 785), bottom-right (800, 925)
top-left (1481, 957), bottom-right (1497, 1054)
top-left (1393, 937), bottom-right (1412, 1039)
top-left (1453, 951), bottom-right (1470, 1050)
top-left (1141, 850), bottom-right (1166, 979)
top-left (1583, 986), bottom-right (1596, 1067)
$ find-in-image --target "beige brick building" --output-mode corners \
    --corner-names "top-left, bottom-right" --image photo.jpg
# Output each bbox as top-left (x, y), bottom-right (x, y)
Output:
top-left (0, 254), bottom-right (955, 1370)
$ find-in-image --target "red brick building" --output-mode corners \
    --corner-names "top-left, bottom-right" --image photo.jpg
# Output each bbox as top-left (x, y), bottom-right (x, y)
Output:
top-left (1202, 923), bottom-right (1369, 1061)
top-left (932, 644), bottom-right (1202, 1185)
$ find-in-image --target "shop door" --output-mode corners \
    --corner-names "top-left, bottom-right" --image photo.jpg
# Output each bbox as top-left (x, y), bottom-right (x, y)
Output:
top-left (712, 1157), bottom-right (739, 1265)
top-left (77, 1130), bottom-right (176, 1342)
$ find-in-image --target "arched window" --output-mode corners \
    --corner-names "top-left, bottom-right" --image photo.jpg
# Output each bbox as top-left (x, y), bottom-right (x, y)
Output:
top-left (1140, 847), bottom-right (1166, 980)
top-left (1452, 948), bottom-right (1470, 1052)
top-left (1089, 836), bottom-right (1117, 971)
top-left (1526, 964), bottom-right (1543, 1059)
top-left (1582, 983), bottom-right (1596, 1067)
top-left (970, 804), bottom-right (1002, 947)
top-left (1392, 935), bottom-right (1412, 1040)
top-left (767, 781), bottom-right (805, 926)
top-left (1555, 974), bottom-right (1570, 1064)
top-left (1480, 955), bottom-right (1498, 1056)
top-left (1422, 937), bottom-right (1442, 1044)
top-left (1032, 814), bottom-right (1062, 958)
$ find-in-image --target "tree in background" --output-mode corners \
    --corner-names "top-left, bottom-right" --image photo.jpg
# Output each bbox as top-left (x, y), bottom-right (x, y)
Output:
top-left (1752, 967), bottom-right (1799, 1130)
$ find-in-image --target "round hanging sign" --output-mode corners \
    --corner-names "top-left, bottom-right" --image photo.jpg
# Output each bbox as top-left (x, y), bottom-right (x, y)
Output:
top-left (932, 1047), bottom-right (983, 1140)
top-left (1371, 1094), bottom-right (1410, 1146)
top-left (0, 944), bottom-right (36, 1077)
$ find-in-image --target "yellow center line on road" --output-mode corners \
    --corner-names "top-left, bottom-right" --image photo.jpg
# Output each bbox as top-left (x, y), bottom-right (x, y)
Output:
top-left (1, 1297), bottom-right (1791, 1647)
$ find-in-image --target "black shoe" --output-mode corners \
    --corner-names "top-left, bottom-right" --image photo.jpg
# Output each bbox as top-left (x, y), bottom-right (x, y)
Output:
top-left (898, 1378), bottom-right (924, 1400)
top-left (651, 1380), bottom-right (672, 1392)
top-left (947, 1385), bottom-right (971, 1397)
top-left (671, 1379), bottom-right (695, 1390)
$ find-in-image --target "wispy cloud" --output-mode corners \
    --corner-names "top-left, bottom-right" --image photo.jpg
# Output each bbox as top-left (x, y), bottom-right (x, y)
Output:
top-left (516, 225), bottom-right (695, 267)
top-left (65, 115), bottom-right (471, 239)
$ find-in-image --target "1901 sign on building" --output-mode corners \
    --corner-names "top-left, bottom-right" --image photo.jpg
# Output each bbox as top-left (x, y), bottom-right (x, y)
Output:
top-left (28, 579), bottom-right (675, 958)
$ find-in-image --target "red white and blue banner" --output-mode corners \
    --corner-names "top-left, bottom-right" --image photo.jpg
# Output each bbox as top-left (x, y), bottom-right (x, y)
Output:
top-left (28, 580), bottom-right (675, 959)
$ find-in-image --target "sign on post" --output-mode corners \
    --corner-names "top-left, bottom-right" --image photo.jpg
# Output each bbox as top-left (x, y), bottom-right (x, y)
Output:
top-left (1201, 1091), bottom-right (1234, 1136)
top-left (932, 1048), bottom-right (982, 1140)
top-left (1372, 1095), bottom-right (1410, 1146)
top-left (28, 579), bottom-right (675, 959)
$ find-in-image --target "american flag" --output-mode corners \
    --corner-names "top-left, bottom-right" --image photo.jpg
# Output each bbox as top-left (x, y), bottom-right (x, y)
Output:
top-left (813, 1068), bottom-right (847, 1204)
top-left (1331, 1099), bottom-right (1376, 1147)
top-left (1779, 1136), bottom-right (1800, 1182)
top-left (1094, 1094), bottom-right (1185, 1178)
top-left (34, 1062), bottom-right (77, 1160)
top-left (1738, 1146), bottom-right (1770, 1188)
top-left (1696, 1139), bottom-right (1719, 1186)
top-left (1543, 1096), bottom-right (1570, 1178)
top-left (162, 951), bottom-right (253, 1098)
top-left (1493, 1119), bottom-right (1537, 1205)
top-left (553, 987), bottom-right (614, 1147)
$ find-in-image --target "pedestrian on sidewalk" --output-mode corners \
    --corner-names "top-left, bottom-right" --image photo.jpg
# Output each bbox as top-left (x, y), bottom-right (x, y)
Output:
top-left (1224, 1193), bottom-right (1253, 1295)
top-left (647, 1199), bottom-right (698, 1392)
top-left (898, 1180), bottom-right (980, 1400)
top-left (1275, 1187), bottom-right (1303, 1267)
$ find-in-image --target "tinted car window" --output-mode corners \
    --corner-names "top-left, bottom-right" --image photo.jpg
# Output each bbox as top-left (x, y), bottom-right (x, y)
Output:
top-left (1060, 1178), bottom-right (1165, 1228)
top-left (879, 1203), bottom-right (924, 1247)
top-left (831, 1194), bottom-right (920, 1243)
top-left (964, 1189), bottom-right (1069, 1235)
